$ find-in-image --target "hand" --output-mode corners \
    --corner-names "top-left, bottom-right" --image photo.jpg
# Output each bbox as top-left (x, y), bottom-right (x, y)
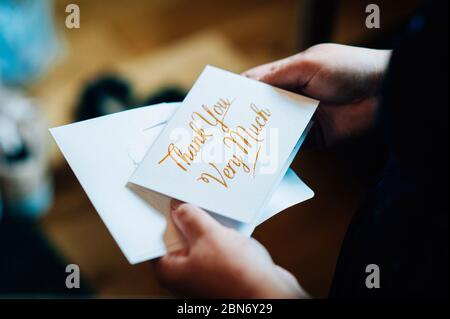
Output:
top-left (154, 200), bottom-right (309, 298)
top-left (243, 44), bottom-right (392, 148)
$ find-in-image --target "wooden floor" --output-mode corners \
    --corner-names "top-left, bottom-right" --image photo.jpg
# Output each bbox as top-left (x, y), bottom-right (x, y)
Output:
top-left (31, 0), bottom-right (419, 298)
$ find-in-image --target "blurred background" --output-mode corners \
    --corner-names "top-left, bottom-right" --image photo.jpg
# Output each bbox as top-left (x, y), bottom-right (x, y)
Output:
top-left (0, 0), bottom-right (422, 298)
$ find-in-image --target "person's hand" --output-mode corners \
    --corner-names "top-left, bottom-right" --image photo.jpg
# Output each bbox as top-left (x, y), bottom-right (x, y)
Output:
top-left (243, 44), bottom-right (392, 148)
top-left (154, 200), bottom-right (309, 298)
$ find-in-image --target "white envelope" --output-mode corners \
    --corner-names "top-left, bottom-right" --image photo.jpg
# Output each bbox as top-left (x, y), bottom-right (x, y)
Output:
top-left (50, 103), bottom-right (314, 264)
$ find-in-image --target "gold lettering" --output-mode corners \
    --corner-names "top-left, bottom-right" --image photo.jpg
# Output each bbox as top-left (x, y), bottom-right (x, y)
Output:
top-left (158, 143), bottom-right (188, 171)
top-left (159, 100), bottom-right (272, 190)
top-left (197, 163), bottom-right (228, 189)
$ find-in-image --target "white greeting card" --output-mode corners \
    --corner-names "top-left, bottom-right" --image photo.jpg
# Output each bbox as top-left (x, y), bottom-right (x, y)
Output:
top-left (50, 103), bottom-right (314, 264)
top-left (130, 66), bottom-right (319, 223)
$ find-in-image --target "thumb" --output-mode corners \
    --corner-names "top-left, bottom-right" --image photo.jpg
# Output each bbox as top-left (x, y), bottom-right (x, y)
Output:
top-left (170, 199), bottom-right (220, 244)
top-left (243, 54), bottom-right (316, 92)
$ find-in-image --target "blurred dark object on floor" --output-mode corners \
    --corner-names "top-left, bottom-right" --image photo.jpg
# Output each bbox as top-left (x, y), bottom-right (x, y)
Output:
top-left (0, 219), bottom-right (92, 297)
top-left (76, 76), bottom-right (133, 121)
top-left (76, 74), bottom-right (186, 121)
top-left (142, 86), bottom-right (186, 106)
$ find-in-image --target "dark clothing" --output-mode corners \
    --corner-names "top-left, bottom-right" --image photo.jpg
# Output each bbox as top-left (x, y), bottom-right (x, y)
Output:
top-left (330, 1), bottom-right (448, 298)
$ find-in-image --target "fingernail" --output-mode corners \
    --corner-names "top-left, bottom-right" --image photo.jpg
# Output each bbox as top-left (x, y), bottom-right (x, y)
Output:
top-left (170, 204), bottom-right (186, 225)
top-left (170, 199), bottom-right (183, 212)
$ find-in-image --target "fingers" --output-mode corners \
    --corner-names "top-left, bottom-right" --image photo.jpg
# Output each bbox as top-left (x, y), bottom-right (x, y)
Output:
top-left (274, 265), bottom-right (310, 299)
top-left (156, 200), bottom-right (221, 287)
top-left (243, 58), bottom-right (295, 85)
top-left (170, 199), bottom-right (220, 244)
top-left (242, 61), bottom-right (282, 81)
top-left (154, 249), bottom-right (188, 285)
top-left (275, 265), bottom-right (298, 285)
top-left (243, 54), bottom-right (316, 92)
